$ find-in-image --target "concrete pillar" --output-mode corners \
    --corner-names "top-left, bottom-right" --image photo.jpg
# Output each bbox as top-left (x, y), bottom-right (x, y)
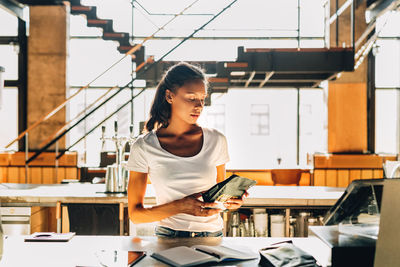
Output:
top-left (28, 5), bottom-right (68, 150)
top-left (328, 1), bottom-right (369, 153)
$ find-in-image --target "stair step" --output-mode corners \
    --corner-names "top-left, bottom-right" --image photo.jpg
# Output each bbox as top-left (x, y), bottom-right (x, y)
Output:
top-left (104, 33), bottom-right (130, 48)
top-left (87, 19), bottom-right (109, 25)
top-left (68, 1), bottom-right (134, 56)
top-left (103, 32), bottom-right (128, 38)
top-left (208, 77), bottom-right (229, 83)
top-left (224, 62), bottom-right (248, 68)
top-left (71, 6), bottom-right (92, 12)
top-left (117, 45), bottom-right (134, 54)
top-left (87, 19), bottom-right (113, 32)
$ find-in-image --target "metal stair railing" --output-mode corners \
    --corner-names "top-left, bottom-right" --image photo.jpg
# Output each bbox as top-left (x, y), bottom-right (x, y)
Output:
top-left (5, 0), bottom-right (201, 152)
top-left (37, 56), bottom-right (155, 149)
top-left (328, 0), bottom-right (356, 49)
top-left (353, 2), bottom-right (400, 69)
top-left (26, 0), bottom-right (238, 163)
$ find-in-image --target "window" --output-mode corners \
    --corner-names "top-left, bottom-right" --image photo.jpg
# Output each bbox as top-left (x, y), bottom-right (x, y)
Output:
top-left (250, 104), bottom-right (270, 136)
top-left (375, 90), bottom-right (399, 154)
top-left (375, 11), bottom-right (400, 154)
top-left (0, 7), bottom-right (19, 151)
top-left (299, 89), bottom-right (327, 166)
top-left (213, 89), bottom-right (298, 169)
top-left (0, 45), bottom-right (18, 80)
top-left (0, 8), bottom-right (18, 36)
top-left (203, 104), bottom-right (226, 134)
top-left (0, 88), bottom-right (18, 150)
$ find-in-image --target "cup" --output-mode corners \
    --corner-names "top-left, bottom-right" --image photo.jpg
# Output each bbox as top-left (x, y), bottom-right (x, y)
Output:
top-left (105, 164), bottom-right (129, 193)
top-left (270, 214), bottom-right (285, 237)
top-left (253, 212), bottom-right (268, 237)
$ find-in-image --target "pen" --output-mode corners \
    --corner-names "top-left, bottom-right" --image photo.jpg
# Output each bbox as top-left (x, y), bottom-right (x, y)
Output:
top-left (195, 248), bottom-right (221, 259)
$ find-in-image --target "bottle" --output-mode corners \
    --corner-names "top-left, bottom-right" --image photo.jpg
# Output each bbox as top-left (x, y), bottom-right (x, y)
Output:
top-left (0, 209), bottom-right (3, 261)
top-left (270, 214), bottom-right (285, 237)
top-left (249, 215), bottom-right (255, 237)
top-left (239, 222), bottom-right (245, 237)
top-left (297, 212), bottom-right (310, 237)
top-left (228, 211), bottom-right (240, 237)
top-left (318, 216), bottom-right (325, 226)
top-left (289, 217), bottom-right (297, 237)
top-left (253, 209), bottom-right (268, 237)
top-left (244, 218), bottom-right (250, 237)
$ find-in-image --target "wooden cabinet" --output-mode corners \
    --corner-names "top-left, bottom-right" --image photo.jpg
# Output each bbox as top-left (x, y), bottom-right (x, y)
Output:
top-left (313, 154), bottom-right (396, 187)
top-left (0, 151), bottom-right (79, 184)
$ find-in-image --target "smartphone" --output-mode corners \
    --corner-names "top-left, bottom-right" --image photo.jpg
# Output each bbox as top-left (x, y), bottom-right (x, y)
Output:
top-left (128, 251), bottom-right (146, 266)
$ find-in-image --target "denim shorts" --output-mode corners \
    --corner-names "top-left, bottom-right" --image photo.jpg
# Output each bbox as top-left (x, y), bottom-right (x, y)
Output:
top-left (155, 226), bottom-right (224, 238)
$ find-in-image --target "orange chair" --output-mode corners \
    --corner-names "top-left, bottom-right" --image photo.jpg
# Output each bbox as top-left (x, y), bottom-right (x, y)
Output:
top-left (270, 169), bottom-right (310, 186)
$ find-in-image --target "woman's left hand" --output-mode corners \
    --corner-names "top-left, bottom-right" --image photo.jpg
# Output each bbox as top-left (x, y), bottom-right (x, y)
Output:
top-left (223, 191), bottom-right (249, 210)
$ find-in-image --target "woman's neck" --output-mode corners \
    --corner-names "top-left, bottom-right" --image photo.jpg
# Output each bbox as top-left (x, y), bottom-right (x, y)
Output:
top-left (160, 119), bottom-right (199, 137)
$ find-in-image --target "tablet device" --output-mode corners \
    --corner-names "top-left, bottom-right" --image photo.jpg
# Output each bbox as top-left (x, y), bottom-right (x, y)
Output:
top-left (202, 174), bottom-right (257, 203)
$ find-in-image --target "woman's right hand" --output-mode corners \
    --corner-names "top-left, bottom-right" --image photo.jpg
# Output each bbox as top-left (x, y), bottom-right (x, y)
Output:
top-left (176, 192), bottom-right (222, 216)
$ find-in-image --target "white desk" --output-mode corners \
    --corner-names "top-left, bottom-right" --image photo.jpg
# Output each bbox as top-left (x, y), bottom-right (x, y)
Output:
top-left (0, 183), bottom-right (344, 207)
top-left (0, 235), bottom-right (331, 267)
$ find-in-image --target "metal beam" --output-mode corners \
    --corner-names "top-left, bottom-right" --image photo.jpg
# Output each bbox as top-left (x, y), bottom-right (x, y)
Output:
top-left (296, 88), bottom-right (300, 165)
top-left (13, 0), bottom-right (63, 4)
top-left (232, 79), bottom-right (323, 83)
top-left (0, 0), bottom-right (24, 19)
top-left (0, 36), bottom-right (18, 44)
top-left (244, 71), bottom-right (255, 88)
top-left (71, 35), bottom-right (325, 41)
top-left (4, 80), bottom-right (19, 87)
top-left (259, 72), bottom-right (274, 88)
top-left (367, 30), bottom-right (376, 153)
top-left (232, 82), bottom-right (317, 88)
top-left (242, 49), bottom-right (354, 72)
top-left (365, 0), bottom-right (400, 23)
top-left (18, 17), bottom-right (27, 151)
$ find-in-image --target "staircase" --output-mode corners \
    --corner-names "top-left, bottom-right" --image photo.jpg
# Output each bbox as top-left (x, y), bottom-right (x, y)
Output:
top-left (67, 0), bottom-right (146, 66)
top-left (9, 0), bottom-right (356, 91)
top-left (68, 0), bottom-right (137, 55)
top-left (137, 46), bottom-right (355, 92)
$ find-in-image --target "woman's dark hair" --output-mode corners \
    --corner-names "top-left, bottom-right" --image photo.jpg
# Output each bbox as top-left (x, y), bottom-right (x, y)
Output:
top-left (144, 62), bottom-right (207, 132)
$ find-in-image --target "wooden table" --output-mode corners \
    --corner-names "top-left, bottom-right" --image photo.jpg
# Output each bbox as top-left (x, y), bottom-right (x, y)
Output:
top-left (0, 235), bottom-right (332, 267)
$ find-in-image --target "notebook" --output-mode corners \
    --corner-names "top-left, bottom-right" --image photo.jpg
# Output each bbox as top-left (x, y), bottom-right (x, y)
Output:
top-left (24, 232), bottom-right (76, 242)
top-left (151, 245), bottom-right (258, 267)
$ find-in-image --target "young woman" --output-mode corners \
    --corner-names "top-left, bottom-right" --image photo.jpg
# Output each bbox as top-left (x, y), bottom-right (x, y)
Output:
top-left (126, 62), bottom-right (244, 237)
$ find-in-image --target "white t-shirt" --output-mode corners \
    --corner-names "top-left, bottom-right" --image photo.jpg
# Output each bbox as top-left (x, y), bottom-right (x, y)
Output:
top-left (126, 127), bottom-right (229, 232)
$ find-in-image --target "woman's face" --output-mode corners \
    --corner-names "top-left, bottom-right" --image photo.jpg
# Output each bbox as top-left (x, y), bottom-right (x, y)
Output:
top-left (166, 79), bottom-right (207, 125)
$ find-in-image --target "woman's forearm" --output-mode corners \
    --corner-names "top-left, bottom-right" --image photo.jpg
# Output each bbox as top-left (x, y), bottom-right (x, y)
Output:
top-left (129, 193), bottom-right (221, 224)
top-left (129, 200), bottom-right (183, 224)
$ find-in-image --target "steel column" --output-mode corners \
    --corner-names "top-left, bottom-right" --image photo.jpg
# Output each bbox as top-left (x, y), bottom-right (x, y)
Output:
top-left (367, 32), bottom-right (376, 153)
top-left (297, 88), bottom-right (300, 166)
top-left (18, 18), bottom-right (27, 151)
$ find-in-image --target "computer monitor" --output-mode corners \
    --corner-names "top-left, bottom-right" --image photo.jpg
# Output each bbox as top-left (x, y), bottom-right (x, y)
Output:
top-left (324, 179), bottom-right (385, 226)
